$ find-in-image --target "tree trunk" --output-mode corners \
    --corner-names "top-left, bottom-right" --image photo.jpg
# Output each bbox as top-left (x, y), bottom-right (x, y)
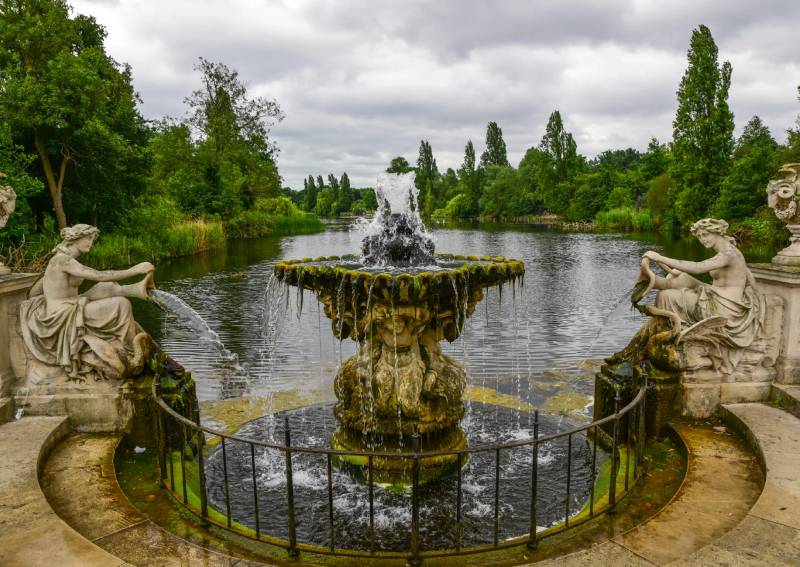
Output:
top-left (33, 130), bottom-right (68, 229)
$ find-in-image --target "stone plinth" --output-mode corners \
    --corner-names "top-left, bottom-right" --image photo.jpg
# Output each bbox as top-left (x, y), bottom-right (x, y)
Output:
top-left (0, 273), bottom-right (39, 420)
top-left (751, 264), bottom-right (800, 384)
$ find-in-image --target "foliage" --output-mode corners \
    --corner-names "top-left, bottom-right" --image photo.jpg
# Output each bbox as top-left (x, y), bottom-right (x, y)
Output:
top-left (386, 156), bottom-right (412, 174)
top-left (0, 0), bottom-right (149, 229)
top-left (714, 116), bottom-right (776, 221)
top-left (595, 207), bottom-right (656, 231)
top-left (669, 24), bottom-right (735, 228)
top-left (433, 193), bottom-right (471, 218)
top-left (0, 123), bottom-right (43, 241)
top-left (479, 121), bottom-right (509, 167)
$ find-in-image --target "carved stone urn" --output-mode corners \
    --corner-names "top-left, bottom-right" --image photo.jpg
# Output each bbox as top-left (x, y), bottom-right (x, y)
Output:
top-left (767, 163), bottom-right (800, 266)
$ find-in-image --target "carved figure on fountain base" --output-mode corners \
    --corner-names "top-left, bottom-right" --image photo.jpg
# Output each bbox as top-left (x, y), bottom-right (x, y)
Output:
top-left (332, 301), bottom-right (467, 438)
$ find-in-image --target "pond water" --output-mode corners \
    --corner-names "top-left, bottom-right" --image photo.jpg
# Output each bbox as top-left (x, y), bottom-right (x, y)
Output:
top-left (135, 220), bottom-right (722, 407)
top-left (134, 221), bottom-right (769, 550)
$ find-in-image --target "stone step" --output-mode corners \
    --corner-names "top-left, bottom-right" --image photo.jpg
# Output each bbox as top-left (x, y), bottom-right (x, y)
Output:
top-left (0, 417), bottom-right (127, 567)
top-left (771, 384), bottom-right (800, 421)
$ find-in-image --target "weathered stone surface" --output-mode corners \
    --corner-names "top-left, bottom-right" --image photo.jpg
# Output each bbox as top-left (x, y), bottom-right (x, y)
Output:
top-left (41, 435), bottom-right (144, 541)
top-left (95, 522), bottom-right (239, 567)
top-left (611, 423), bottom-right (761, 565)
top-left (766, 164), bottom-right (800, 266)
top-left (0, 417), bottom-right (123, 567)
top-left (0, 273), bottom-right (39, 404)
top-left (751, 264), bottom-right (800, 385)
top-left (530, 542), bottom-right (656, 566)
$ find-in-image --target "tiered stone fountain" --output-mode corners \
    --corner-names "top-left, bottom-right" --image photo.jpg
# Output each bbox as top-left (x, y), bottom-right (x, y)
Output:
top-left (274, 173), bottom-right (524, 481)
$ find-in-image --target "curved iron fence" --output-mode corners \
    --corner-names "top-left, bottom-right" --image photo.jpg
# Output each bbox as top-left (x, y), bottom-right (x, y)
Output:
top-left (151, 374), bottom-right (648, 565)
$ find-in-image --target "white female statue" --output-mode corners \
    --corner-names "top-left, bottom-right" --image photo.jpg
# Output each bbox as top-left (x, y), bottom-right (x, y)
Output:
top-left (20, 224), bottom-right (154, 381)
top-left (634, 218), bottom-right (765, 373)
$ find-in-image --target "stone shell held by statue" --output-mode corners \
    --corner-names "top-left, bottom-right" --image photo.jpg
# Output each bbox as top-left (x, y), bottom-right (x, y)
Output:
top-left (766, 164), bottom-right (800, 223)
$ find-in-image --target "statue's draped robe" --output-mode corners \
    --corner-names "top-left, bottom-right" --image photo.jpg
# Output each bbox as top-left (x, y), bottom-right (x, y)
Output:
top-left (20, 289), bottom-right (136, 379)
top-left (656, 280), bottom-right (765, 372)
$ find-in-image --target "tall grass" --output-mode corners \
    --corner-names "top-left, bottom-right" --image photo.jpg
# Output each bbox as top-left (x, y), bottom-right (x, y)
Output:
top-left (2, 194), bottom-right (316, 271)
top-left (224, 209), bottom-right (323, 239)
top-left (86, 219), bottom-right (226, 268)
top-left (595, 207), bottom-right (657, 231)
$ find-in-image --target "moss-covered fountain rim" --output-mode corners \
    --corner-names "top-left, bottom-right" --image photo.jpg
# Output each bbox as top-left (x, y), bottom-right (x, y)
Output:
top-left (273, 252), bottom-right (526, 283)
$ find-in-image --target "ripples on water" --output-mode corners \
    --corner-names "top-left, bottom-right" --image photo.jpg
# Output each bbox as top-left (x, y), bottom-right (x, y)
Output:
top-left (204, 403), bottom-right (596, 550)
top-left (136, 222), bottom-right (672, 402)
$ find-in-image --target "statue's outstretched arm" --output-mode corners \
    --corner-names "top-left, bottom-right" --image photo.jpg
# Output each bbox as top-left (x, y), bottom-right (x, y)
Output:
top-left (64, 258), bottom-right (153, 282)
top-left (644, 251), bottom-right (728, 275)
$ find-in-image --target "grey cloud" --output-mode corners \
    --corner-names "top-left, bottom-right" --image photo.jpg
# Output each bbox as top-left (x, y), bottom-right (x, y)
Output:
top-left (72, 0), bottom-right (799, 188)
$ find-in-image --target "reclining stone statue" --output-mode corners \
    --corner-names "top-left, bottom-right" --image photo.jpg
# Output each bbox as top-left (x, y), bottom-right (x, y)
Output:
top-left (19, 224), bottom-right (154, 382)
top-left (610, 218), bottom-right (777, 378)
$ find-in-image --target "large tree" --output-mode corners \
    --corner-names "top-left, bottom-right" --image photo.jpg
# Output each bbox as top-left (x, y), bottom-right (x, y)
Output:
top-left (186, 57), bottom-right (283, 161)
top-left (416, 139), bottom-right (439, 212)
top-left (0, 0), bottom-right (148, 228)
top-left (458, 140), bottom-right (482, 216)
top-left (669, 24), bottom-right (734, 228)
top-left (386, 156), bottom-right (412, 174)
top-left (714, 116), bottom-right (776, 221)
top-left (480, 121), bottom-right (509, 167)
top-left (536, 110), bottom-right (581, 212)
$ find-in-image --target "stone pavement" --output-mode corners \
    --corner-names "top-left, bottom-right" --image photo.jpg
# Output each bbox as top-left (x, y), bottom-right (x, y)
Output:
top-left (0, 416), bottom-right (127, 567)
top-left (535, 403), bottom-right (800, 566)
top-left (41, 433), bottom-right (266, 567)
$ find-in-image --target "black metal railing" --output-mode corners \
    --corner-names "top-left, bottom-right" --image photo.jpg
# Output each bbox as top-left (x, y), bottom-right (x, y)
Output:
top-left (152, 374), bottom-right (648, 565)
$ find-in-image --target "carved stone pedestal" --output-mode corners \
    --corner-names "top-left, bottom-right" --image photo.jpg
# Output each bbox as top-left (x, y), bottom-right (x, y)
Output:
top-left (0, 273), bottom-right (39, 422)
top-left (751, 264), bottom-right (800, 384)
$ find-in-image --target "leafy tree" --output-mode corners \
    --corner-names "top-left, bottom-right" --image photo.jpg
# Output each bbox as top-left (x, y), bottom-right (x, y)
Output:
top-left (669, 25), bottom-right (735, 228)
top-left (0, 0), bottom-right (149, 228)
top-left (480, 122), bottom-right (509, 167)
top-left (640, 138), bottom-right (670, 181)
top-left (186, 57), bottom-right (283, 160)
top-left (303, 175), bottom-right (317, 211)
top-left (458, 140), bottom-right (482, 215)
top-left (386, 156), bottom-right (412, 174)
top-left (335, 172), bottom-right (352, 214)
top-left (415, 139), bottom-right (439, 212)
top-left (536, 110), bottom-right (581, 212)
top-left (315, 187), bottom-right (334, 217)
top-left (776, 85), bottom-right (800, 164)
top-left (714, 116), bottom-right (776, 221)
top-left (479, 166), bottom-right (519, 218)
top-left (316, 175), bottom-right (325, 191)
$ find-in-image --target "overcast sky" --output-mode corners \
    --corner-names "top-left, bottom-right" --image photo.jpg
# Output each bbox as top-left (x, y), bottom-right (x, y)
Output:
top-left (72, 0), bottom-right (799, 189)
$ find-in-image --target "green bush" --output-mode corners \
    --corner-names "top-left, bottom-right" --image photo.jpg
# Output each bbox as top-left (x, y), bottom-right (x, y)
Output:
top-left (254, 196), bottom-right (304, 216)
top-left (595, 207), bottom-right (657, 231)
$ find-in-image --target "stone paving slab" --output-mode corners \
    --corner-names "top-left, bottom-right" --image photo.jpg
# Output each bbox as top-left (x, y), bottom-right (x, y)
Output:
top-left (0, 417), bottom-right (125, 567)
top-left (772, 384), bottom-right (800, 421)
top-left (42, 433), bottom-right (273, 566)
top-left (41, 434), bottom-right (146, 541)
top-left (611, 423), bottom-right (761, 566)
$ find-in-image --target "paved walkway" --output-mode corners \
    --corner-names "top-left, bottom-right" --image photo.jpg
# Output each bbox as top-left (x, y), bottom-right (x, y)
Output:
top-left (534, 422), bottom-right (763, 566)
top-left (0, 417), bottom-right (127, 567)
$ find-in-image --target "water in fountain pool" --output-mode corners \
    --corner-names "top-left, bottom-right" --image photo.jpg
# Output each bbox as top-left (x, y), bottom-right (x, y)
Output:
top-left (204, 402), bottom-right (599, 551)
